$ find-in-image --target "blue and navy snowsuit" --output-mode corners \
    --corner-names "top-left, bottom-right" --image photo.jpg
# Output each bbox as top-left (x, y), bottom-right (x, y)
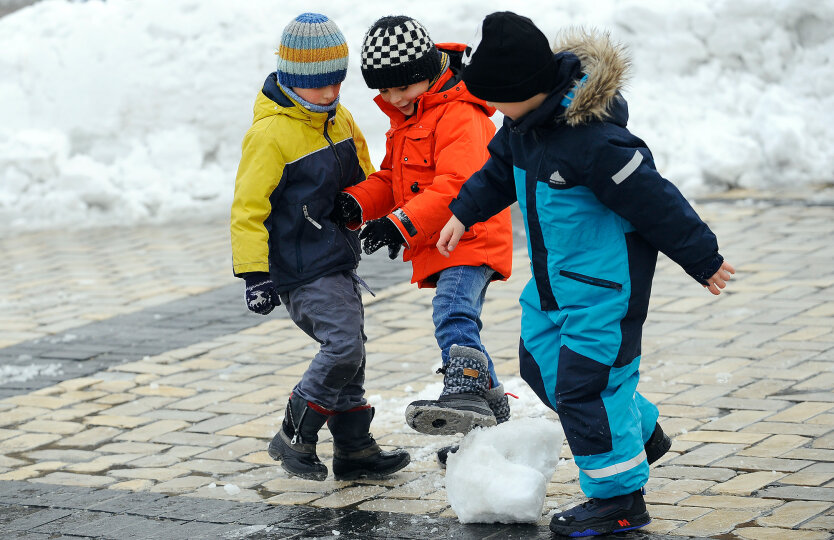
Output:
top-left (450, 41), bottom-right (724, 498)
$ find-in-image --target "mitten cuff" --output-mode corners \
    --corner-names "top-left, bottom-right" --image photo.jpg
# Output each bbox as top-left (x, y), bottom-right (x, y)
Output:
top-left (242, 272), bottom-right (271, 288)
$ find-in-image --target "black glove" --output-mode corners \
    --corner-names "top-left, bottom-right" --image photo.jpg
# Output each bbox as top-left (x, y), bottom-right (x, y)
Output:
top-left (359, 217), bottom-right (404, 260)
top-left (243, 272), bottom-right (280, 315)
top-left (330, 192), bottom-right (362, 227)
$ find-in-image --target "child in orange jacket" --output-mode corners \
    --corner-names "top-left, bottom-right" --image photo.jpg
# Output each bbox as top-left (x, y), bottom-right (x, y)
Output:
top-left (332, 16), bottom-right (514, 444)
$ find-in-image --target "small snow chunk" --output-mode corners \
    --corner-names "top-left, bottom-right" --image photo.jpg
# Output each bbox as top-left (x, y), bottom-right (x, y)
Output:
top-left (224, 484), bottom-right (241, 495)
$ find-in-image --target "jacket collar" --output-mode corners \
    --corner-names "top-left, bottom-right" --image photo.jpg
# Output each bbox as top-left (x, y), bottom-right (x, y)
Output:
top-left (509, 28), bottom-right (632, 134)
top-left (259, 72), bottom-right (335, 127)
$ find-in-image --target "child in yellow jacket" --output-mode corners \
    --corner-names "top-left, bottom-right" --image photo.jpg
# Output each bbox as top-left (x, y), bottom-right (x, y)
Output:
top-left (230, 12), bottom-right (409, 482)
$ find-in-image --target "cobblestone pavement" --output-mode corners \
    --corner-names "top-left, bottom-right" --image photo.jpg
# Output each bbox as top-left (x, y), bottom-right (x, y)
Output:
top-left (1, 188), bottom-right (833, 539)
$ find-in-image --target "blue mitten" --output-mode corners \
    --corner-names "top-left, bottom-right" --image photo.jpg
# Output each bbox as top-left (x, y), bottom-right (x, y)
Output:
top-left (243, 273), bottom-right (280, 315)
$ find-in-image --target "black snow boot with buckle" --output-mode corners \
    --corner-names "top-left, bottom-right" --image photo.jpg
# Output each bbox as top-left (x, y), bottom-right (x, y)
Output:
top-left (437, 382), bottom-right (512, 467)
top-left (267, 394), bottom-right (330, 481)
top-left (327, 406), bottom-right (410, 481)
top-left (549, 488), bottom-right (651, 537)
top-left (405, 345), bottom-right (496, 436)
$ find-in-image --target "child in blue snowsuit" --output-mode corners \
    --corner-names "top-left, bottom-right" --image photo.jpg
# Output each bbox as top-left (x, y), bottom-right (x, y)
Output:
top-left (437, 12), bottom-right (735, 537)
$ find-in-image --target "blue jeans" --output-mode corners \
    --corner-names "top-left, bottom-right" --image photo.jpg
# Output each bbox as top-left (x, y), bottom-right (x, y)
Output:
top-left (432, 265), bottom-right (499, 387)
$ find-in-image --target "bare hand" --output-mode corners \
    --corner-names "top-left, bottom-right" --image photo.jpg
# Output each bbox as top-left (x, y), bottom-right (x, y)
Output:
top-left (437, 215), bottom-right (466, 257)
top-left (704, 261), bottom-right (735, 295)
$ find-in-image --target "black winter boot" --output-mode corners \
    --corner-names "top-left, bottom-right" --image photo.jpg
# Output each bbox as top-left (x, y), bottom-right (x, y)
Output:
top-left (645, 422), bottom-right (672, 465)
top-left (406, 345), bottom-right (496, 436)
top-left (328, 406), bottom-right (410, 481)
top-left (267, 395), bottom-right (330, 481)
top-left (437, 382), bottom-right (512, 467)
top-left (549, 488), bottom-right (651, 537)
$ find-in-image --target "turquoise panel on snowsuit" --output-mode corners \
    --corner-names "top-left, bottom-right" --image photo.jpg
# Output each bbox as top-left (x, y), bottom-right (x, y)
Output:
top-left (513, 164), bottom-right (659, 498)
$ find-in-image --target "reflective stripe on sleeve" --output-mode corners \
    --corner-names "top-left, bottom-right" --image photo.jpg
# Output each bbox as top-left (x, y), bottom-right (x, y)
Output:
top-left (611, 150), bottom-right (643, 184)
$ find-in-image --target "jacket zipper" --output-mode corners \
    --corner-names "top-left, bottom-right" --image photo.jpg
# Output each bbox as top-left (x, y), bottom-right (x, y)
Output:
top-left (323, 116), bottom-right (344, 183)
top-left (302, 205), bottom-right (322, 230)
top-left (322, 114), bottom-right (360, 265)
top-left (559, 270), bottom-right (623, 291)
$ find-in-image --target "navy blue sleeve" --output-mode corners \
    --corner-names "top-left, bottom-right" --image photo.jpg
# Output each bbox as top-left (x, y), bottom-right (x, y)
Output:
top-left (580, 128), bottom-right (723, 284)
top-left (449, 126), bottom-right (517, 228)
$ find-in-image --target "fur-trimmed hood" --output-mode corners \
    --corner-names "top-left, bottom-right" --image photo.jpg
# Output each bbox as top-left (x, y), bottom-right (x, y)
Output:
top-left (553, 28), bottom-right (631, 127)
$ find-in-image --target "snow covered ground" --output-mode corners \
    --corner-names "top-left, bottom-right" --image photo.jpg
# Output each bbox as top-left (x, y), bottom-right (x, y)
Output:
top-left (1, 0), bottom-right (833, 232)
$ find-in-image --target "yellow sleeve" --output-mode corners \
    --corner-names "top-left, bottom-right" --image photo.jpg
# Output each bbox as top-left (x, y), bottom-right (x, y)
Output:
top-left (230, 127), bottom-right (285, 276)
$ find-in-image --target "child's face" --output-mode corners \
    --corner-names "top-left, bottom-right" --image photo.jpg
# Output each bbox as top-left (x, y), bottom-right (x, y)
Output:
top-left (293, 83), bottom-right (342, 106)
top-left (378, 80), bottom-right (430, 116)
top-left (487, 93), bottom-right (549, 121)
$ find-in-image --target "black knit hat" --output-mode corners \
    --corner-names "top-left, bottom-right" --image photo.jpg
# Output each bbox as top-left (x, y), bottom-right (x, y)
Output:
top-left (360, 15), bottom-right (442, 89)
top-left (462, 11), bottom-right (558, 102)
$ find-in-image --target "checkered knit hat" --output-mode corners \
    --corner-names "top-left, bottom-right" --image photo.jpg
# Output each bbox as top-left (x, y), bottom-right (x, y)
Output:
top-left (360, 16), bottom-right (441, 89)
top-left (277, 13), bottom-right (348, 89)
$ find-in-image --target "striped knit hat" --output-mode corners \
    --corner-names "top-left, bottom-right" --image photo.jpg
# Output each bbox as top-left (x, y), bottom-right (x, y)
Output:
top-left (277, 13), bottom-right (348, 89)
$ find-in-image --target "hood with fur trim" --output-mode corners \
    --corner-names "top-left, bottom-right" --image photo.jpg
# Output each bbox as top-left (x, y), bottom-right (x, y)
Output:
top-left (554, 28), bottom-right (631, 127)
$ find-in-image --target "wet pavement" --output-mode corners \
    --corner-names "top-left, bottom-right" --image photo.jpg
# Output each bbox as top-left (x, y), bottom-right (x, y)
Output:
top-left (1, 188), bottom-right (834, 539)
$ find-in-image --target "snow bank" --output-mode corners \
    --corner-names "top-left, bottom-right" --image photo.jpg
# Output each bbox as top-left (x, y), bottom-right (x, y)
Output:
top-left (445, 418), bottom-right (564, 523)
top-left (1, 0), bottom-right (832, 231)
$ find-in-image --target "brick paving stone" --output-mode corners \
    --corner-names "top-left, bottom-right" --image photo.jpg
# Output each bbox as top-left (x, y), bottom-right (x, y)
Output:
top-left (82, 415), bottom-right (152, 429)
top-left (758, 485), bottom-right (834, 502)
top-left (714, 455), bottom-right (814, 472)
top-left (96, 442), bottom-right (171, 454)
top-left (31, 472), bottom-right (116, 488)
top-left (756, 500), bottom-right (832, 528)
top-left (6, 508), bottom-right (75, 532)
top-left (734, 526), bottom-right (831, 540)
top-left (781, 463), bottom-right (834, 486)
top-left (801, 513), bottom-right (834, 531)
top-left (676, 430), bottom-right (767, 445)
top-left (2, 433), bottom-right (62, 453)
top-left (670, 443), bottom-right (749, 466)
top-left (709, 471), bottom-right (785, 495)
top-left (55, 426), bottom-right (122, 447)
top-left (310, 485), bottom-right (387, 508)
top-left (767, 402), bottom-right (833, 423)
top-left (743, 421), bottom-right (832, 437)
top-left (264, 492), bottom-right (322, 505)
top-left (672, 508), bottom-right (765, 537)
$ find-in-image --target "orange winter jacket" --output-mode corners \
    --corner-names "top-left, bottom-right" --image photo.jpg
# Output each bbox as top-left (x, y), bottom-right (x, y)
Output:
top-left (345, 43), bottom-right (513, 288)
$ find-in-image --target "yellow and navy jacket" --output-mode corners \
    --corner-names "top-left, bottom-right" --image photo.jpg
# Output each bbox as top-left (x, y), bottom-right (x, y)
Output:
top-left (230, 73), bottom-right (375, 292)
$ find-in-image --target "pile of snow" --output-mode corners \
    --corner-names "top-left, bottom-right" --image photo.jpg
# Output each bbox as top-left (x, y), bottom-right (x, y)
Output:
top-left (445, 418), bottom-right (564, 524)
top-left (1, 0), bottom-right (832, 231)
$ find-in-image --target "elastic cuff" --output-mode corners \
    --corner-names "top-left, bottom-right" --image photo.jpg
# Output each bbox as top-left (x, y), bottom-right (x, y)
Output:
top-left (387, 212), bottom-right (411, 249)
top-left (688, 253), bottom-right (724, 286)
top-left (346, 193), bottom-right (363, 231)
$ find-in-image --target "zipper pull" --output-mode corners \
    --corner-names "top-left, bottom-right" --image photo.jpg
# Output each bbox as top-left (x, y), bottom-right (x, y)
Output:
top-left (302, 205), bottom-right (322, 230)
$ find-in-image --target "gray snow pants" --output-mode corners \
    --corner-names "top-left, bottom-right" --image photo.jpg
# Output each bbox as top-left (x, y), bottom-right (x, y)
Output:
top-left (279, 271), bottom-right (367, 411)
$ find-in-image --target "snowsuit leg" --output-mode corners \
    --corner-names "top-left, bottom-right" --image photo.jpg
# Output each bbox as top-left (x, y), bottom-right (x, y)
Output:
top-left (518, 280), bottom-right (658, 499)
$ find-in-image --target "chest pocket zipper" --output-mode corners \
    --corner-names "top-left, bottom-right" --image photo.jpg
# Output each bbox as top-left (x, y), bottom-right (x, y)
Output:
top-left (303, 205), bottom-right (322, 230)
top-left (559, 270), bottom-right (622, 291)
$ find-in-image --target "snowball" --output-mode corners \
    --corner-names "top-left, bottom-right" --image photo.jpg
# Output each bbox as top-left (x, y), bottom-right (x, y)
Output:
top-left (445, 418), bottom-right (564, 524)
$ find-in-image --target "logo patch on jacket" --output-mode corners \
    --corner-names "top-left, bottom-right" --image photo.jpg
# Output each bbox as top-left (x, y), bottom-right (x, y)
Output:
top-left (548, 170), bottom-right (567, 186)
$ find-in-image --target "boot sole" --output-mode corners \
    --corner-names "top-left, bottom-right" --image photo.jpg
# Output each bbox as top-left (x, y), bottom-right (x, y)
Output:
top-left (549, 511), bottom-right (651, 537)
top-left (268, 440), bottom-right (328, 481)
top-left (405, 403), bottom-right (497, 435)
top-left (333, 454), bottom-right (411, 481)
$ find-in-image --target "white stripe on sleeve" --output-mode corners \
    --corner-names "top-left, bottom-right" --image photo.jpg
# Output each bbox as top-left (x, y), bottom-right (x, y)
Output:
top-left (612, 150), bottom-right (643, 184)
